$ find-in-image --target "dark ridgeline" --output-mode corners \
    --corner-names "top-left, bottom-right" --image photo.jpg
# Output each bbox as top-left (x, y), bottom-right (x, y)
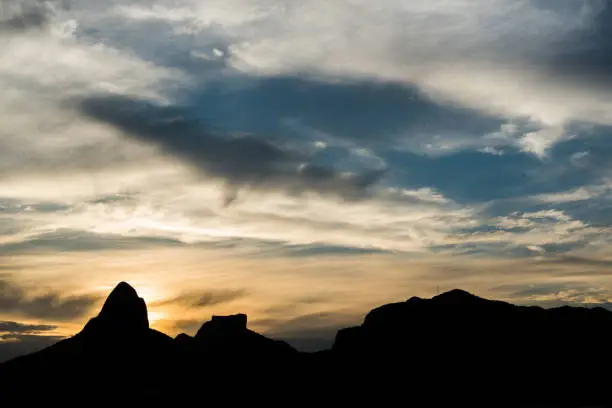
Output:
top-left (1, 283), bottom-right (611, 406)
top-left (332, 289), bottom-right (612, 406)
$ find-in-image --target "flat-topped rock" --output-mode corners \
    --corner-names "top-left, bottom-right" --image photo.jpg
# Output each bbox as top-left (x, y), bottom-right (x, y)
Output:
top-left (195, 314), bottom-right (247, 338)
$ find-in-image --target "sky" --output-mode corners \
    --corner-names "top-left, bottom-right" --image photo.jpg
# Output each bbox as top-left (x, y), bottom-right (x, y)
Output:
top-left (2, 0), bottom-right (612, 360)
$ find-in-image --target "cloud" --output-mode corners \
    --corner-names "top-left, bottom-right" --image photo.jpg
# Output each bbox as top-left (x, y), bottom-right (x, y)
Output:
top-left (539, 4), bottom-right (612, 88)
top-left (0, 278), bottom-right (99, 320)
top-left (88, 193), bottom-right (138, 205)
top-left (0, 181), bottom-right (479, 255)
top-left (77, 94), bottom-right (386, 204)
top-left (275, 244), bottom-right (388, 257)
top-left (0, 0), bottom-right (184, 187)
top-left (262, 293), bottom-right (337, 316)
top-left (519, 126), bottom-right (571, 158)
top-left (532, 187), bottom-right (600, 204)
top-left (536, 255), bottom-right (612, 269)
top-left (1, 171), bottom-right (609, 259)
top-left (0, 24), bottom-right (177, 103)
top-left (112, 0), bottom-right (612, 156)
top-left (0, 0), bottom-right (54, 32)
top-left (0, 321), bottom-right (57, 333)
top-left (0, 217), bottom-right (30, 237)
top-left (570, 151), bottom-right (590, 167)
top-left (152, 288), bottom-right (248, 309)
top-left (446, 209), bottom-right (607, 252)
top-left (173, 319), bottom-right (202, 334)
top-left (0, 229), bottom-right (185, 254)
top-left (490, 283), bottom-right (612, 306)
top-left (1, 1), bottom-right (612, 307)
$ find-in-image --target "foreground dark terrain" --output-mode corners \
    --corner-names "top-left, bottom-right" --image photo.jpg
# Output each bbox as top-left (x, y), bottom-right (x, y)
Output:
top-left (1, 282), bottom-right (611, 405)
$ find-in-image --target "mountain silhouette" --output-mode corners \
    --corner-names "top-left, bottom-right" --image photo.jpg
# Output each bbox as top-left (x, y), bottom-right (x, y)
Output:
top-left (96, 281), bottom-right (149, 330)
top-left (2, 283), bottom-right (612, 405)
top-left (191, 313), bottom-right (296, 358)
top-left (331, 289), bottom-right (612, 406)
top-left (0, 282), bottom-right (176, 395)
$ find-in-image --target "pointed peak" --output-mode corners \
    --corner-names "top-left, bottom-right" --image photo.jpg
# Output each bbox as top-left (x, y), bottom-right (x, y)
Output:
top-left (108, 281), bottom-right (138, 298)
top-left (98, 281), bottom-right (149, 331)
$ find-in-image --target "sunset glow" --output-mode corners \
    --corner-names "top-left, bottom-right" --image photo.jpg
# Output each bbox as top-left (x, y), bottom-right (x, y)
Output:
top-left (2, 0), bottom-right (612, 361)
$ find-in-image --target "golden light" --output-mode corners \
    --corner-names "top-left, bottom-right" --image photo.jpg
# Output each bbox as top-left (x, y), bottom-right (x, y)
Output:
top-left (93, 283), bottom-right (168, 325)
top-left (126, 285), bottom-right (169, 325)
top-left (147, 310), bottom-right (169, 324)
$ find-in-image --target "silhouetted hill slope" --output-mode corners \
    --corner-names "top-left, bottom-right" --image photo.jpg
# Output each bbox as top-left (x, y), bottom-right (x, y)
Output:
top-left (0, 282), bottom-right (176, 394)
top-left (2, 285), bottom-right (612, 405)
top-left (331, 289), bottom-right (612, 405)
top-left (190, 313), bottom-right (296, 358)
top-left (334, 288), bottom-right (612, 356)
top-left (0, 282), bottom-right (295, 395)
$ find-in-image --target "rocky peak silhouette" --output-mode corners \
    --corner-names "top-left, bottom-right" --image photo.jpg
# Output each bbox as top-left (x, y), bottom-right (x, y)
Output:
top-left (3, 285), bottom-right (612, 405)
top-left (191, 313), bottom-right (296, 360)
top-left (97, 281), bottom-right (149, 331)
top-left (79, 281), bottom-right (150, 338)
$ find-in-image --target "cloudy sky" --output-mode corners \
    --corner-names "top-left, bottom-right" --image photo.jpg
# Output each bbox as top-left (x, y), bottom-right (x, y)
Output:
top-left (2, 0), bottom-right (612, 360)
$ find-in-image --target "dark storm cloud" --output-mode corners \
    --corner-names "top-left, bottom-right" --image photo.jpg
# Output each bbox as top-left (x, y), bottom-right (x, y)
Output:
top-left (0, 278), bottom-right (99, 320)
top-left (0, 228), bottom-right (185, 254)
top-left (77, 94), bottom-right (386, 204)
top-left (152, 288), bottom-right (248, 309)
top-left (0, 321), bottom-right (57, 333)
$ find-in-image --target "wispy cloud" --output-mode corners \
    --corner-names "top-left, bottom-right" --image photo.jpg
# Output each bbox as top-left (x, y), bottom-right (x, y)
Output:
top-left (0, 278), bottom-right (99, 321)
top-left (108, 0), bottom-right (612, 153)
top-left (152, 288), bottom-right (248, 309)
top-left (0, 321), bottom-right (57, 334)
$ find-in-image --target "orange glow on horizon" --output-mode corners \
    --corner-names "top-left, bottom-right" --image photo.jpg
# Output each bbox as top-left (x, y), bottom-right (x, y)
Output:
top-left (147, 310), bottom-right (169, 325)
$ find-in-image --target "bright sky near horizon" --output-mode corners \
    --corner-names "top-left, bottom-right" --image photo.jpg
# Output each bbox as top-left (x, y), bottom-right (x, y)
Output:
top-left (1, 0), bottom-right (612, 360)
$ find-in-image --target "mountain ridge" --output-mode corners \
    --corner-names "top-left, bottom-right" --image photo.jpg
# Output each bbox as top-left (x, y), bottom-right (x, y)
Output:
top-left (2, 282), bottom-right (612, 405)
